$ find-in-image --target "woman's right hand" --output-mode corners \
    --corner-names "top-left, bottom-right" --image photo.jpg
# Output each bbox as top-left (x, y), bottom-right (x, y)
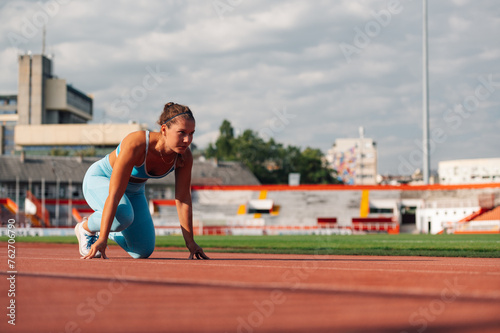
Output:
top-left (82, 237), bottom-right (109, 260)
top-left (186, 241), bottom-right (210, 260)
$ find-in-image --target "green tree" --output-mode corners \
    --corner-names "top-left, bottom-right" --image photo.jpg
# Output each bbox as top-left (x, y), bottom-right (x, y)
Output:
top-left (214, 119), bottom-right (235, 160)
top-left (205, 142), bottom-right (217, 159)
top-left (295, 148), bottom-right (338, 184)
top-left (205, 120), bottom-right (342, 185)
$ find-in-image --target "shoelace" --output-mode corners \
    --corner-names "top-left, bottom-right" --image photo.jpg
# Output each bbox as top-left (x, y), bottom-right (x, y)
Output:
top-left (84, 233), bottom-right (98, 249)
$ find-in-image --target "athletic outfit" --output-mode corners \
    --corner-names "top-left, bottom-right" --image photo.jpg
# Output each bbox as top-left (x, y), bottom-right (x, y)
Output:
top-left (82, 131), bottom-right (177, 258)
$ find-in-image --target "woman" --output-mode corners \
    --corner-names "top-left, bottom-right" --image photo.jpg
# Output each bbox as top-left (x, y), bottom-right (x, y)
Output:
top-left (75, 102), bottom-right (209, 260)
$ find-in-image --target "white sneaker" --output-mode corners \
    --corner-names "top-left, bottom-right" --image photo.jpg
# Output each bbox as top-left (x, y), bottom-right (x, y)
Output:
top-left (75, 218), bottom-right (101, 258)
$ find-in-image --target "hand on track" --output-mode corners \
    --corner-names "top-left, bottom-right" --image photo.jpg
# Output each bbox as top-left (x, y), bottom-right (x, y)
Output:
top-left (187, 242), bottom-right (210, 260)
top-left (82, 237), bottom-right (109, 260)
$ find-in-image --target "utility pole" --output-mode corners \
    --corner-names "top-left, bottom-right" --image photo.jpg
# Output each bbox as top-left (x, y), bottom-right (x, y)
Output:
top-left (422, 0), bottom-right (430, 184)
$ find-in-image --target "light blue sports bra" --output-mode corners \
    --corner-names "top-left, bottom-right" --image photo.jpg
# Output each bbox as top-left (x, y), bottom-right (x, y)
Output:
top-left (115, 130), bottom-right (177, 180)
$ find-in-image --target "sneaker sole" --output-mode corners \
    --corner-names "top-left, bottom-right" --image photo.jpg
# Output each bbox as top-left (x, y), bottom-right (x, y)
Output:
top-left (75, 222), bottom-right (86, 257)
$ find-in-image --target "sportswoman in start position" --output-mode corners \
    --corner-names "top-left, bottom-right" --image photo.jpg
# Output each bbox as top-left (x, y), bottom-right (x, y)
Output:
top-left (75, 102), bottom-right (209, 260)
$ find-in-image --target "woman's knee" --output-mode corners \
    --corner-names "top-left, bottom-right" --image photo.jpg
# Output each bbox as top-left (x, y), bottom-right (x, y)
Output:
top-left (129, 244), bottom-right (155, 259)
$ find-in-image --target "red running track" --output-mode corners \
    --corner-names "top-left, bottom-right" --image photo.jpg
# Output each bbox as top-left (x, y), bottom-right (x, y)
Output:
top-left (1, 242), bottom-right (500, 333)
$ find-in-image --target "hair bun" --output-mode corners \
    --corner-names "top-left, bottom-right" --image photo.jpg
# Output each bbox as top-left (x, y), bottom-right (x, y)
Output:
top-left (158, 102), bottom-right (194, 127)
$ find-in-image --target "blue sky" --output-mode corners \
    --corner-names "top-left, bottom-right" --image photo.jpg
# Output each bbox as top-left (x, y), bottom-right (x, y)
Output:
top-left (1, 0), bottom-right (499, 174)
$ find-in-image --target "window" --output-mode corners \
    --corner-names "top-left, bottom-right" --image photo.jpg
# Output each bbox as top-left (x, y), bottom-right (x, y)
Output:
top-left (369, 207), bottom-right (393, 214)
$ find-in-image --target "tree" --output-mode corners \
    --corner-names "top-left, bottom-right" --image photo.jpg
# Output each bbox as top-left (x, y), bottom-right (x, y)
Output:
top-left (205, 120), bottom-right (342, 185)
top-left (214, 119), bottom-right (235, 160)
top-left (295, 148), bottom-right (338, 184)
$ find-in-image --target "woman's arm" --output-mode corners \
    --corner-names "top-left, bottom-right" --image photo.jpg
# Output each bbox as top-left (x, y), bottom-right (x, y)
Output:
top-left (83, 132), bottom-right (145, 259)
top-left (175, 148), bottom-right (209, 259)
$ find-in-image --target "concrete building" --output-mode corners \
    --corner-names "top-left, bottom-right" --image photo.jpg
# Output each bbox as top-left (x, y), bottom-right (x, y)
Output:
top-left (325, 128), bottom-right (378, 185)
top-left (0, 53), bottom-right (145, 155)
top-left (16, 54), bottom-right (93, 125)
top-left (439, 158), bottom-right (500, 184)
top-left (0, 95), bottom-right (17, 155)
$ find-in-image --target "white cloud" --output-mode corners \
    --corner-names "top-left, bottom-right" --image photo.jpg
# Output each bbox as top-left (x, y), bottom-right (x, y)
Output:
top-left (0, 48), bottom-right (19, 93)
top-left (448, 15), bottom-right (471, 32)
top-left (0, 0), bottom-right (499, 175)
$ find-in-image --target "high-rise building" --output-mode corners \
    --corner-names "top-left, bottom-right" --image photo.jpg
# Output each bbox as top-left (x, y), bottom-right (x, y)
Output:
top-left (0, 53), bottom-right (145, 155)
top-left (16, 54), bottom-right (93, 125)
top-left (325, 128), bottom-right (378, 185)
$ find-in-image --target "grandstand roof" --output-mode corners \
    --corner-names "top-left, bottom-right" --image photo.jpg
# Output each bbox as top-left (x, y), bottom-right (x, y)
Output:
top-left (0, 156), bottom-right (260, 186)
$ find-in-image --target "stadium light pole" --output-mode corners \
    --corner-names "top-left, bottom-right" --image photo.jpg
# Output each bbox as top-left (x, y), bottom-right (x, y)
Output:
top-left (422, 0), bottom-right (430, 184)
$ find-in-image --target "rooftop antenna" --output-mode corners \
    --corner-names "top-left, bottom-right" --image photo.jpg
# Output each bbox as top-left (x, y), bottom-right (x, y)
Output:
top-left (42, 25), bottom-right (46, 55)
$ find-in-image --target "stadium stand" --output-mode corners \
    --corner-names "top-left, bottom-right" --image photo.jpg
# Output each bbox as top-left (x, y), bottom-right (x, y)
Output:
top-left (2, 155), bottom-right (499, 235)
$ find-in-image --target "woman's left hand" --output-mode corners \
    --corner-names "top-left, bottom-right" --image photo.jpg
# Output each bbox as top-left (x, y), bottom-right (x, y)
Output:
top-left (83, 236), bottom-right (109, 260)
top-left (187, 241), bottom-right (210, 260)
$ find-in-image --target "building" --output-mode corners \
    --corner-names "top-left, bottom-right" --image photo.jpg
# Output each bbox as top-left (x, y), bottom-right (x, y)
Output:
top-left (0, 95), bottom-right (17, 155)
top-left (16, 54), bottom-right (92, 125)
top-left (1, 53), bottom-right (93, 155)
top-left (439, 158), bottom-right (500, 184)
top-left (325, 128), bottom-right (378, 185)
top-left (0, 53), bottom-right (145, 156)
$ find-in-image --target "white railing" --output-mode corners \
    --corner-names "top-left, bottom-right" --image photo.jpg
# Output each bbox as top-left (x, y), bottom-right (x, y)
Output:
top-left (442, 220), bottom-right (500, 233)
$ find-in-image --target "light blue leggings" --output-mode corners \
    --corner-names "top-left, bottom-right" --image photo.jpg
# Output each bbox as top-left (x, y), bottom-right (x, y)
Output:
top-left (82, 155), bottom-right (155, 259)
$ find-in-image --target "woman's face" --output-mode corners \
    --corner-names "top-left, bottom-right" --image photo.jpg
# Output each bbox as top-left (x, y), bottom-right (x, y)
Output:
top-left (164, 118), bottom-right (195, 154)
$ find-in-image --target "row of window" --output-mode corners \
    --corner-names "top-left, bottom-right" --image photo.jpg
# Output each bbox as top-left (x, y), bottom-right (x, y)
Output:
top-left (67, 89), bottom-right (92, 115)
top-left (0, 110), bottom-right (17, 115)
top-left (432, 210), bottom-right (471, 216)
top-left (0, 98), bottom-right (17, 105)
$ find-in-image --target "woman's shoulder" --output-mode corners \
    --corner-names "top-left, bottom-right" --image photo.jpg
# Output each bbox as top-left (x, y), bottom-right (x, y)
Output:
top-left (121, 131), bottom-right (148, 151)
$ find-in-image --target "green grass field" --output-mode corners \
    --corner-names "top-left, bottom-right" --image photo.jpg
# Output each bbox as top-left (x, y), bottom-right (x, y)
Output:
top-left (2, 234), bottom-right (499, 258)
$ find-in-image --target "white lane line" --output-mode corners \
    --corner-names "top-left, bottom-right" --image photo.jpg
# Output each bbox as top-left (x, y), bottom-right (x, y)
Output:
top-left (11, 256), bottom-right (500, 276)
top-left (3, 270), bottom-right (500, 302)
top-left (142, 261), bottom-right (500, 276)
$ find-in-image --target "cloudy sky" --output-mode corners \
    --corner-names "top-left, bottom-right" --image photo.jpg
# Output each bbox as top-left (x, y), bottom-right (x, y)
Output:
top-left (1, 0), bottom-right (499, 174)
